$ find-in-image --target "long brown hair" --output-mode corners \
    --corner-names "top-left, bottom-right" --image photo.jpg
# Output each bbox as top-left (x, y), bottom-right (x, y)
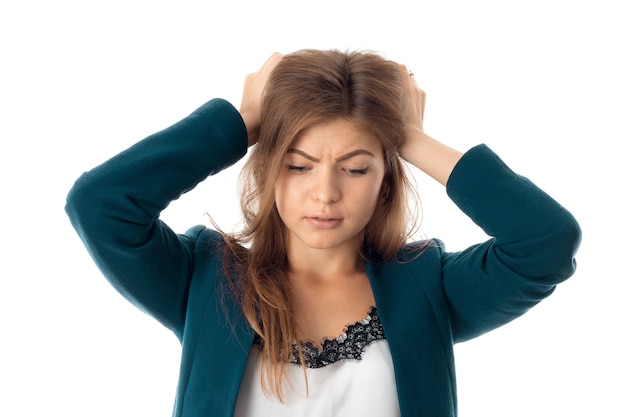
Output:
top-left (223, 49), bottom-right (420, 399)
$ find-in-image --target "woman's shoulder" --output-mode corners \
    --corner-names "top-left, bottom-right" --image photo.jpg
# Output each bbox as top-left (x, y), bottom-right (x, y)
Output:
top-left (395, 238), bottom-right (445, 263)
top-left (185, 224), bottom-right (223, 243)
top-left (367, 238), bottom-right (446, 282)
top-left (184, 225), bottom-right (249, 266)
top-left (182, 225), bottom-right (231, 253)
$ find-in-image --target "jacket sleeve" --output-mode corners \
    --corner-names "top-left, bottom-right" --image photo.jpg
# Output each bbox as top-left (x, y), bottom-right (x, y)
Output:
top-left (65, 99), bottom-right (248, 334)
top-left (441, 144), bottom-right (581, 343)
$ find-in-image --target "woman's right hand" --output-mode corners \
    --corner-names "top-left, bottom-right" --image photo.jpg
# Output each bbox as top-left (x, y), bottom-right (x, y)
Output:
top-left (240, 52), bottom-right (283, 147)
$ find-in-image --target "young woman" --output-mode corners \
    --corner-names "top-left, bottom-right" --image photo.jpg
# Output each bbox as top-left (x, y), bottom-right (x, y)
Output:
top-left (65, 49), bottom-right (581, 416)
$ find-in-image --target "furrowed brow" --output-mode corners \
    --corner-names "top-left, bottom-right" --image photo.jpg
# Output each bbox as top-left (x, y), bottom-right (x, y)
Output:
top-left (286, 148), bottom-right (320, 162)
top-left (335, 149), bottom-right (376, 162)
top-left (286, 148), bottom-right (375, 162)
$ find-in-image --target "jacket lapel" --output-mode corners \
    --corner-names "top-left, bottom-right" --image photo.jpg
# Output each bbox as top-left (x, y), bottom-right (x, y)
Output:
top-left (366, 253), bottom-right (457, 417)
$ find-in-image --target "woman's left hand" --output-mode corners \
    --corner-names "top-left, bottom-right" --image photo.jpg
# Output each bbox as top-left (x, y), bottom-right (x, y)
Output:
top-left (397, 65), bottom-right (463, 186)
top-left (399, 65), bottom-right (427, 143)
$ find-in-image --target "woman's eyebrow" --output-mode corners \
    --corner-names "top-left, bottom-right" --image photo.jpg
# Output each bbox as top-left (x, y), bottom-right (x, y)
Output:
top-left (286, 148), bottom-right (319, 162)
top-left (286, 148), bottom-right (375, 162)
top-left (335, 149), bottom-right (375, 162)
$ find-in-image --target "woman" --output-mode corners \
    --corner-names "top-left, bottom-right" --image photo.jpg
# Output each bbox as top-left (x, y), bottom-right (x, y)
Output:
top-left (65, 49), bottom-right (581, 416)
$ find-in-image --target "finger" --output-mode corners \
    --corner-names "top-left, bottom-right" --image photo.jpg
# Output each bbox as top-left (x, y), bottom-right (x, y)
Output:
top-left (258, 52), bottom-right (283, 76)
top-left (398, 64), bottom-right (412, 82)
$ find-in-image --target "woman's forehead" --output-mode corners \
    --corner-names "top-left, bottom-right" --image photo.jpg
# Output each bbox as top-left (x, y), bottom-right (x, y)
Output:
top-left (289, 119), bottom-right (383, 155)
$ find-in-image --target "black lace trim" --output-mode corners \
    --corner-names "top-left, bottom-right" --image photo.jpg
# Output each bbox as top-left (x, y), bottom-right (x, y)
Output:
top-left (253, 307), bottom-right (386, 369)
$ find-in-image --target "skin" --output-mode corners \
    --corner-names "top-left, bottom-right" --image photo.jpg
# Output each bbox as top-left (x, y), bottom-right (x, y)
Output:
top-left (275, 119), bottom-right (386, 271)
top-left (397, 64), bottom-right (463, 186)
top-left (274, 119), bottom-right (385, 341)
top-left (239, 53), bottom-right (464, 343)
top-left (240, 54), bottom-right (463, 184)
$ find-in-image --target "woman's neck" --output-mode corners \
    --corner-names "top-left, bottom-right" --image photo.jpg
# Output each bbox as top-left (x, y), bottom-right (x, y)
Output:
top-left (286, 244), bottom-right (364, 283)
top-left (286, 245), bottom-right (375, 345)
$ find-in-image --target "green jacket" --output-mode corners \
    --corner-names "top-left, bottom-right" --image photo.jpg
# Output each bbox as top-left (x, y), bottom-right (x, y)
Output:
top-left (65, 98), bottom-right (581, 416)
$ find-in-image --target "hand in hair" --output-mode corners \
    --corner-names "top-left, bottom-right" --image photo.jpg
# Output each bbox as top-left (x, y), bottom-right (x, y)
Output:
top-left (240, 52), bottom-right (283, 147)
top-left (398, 65), bottom-right (463, 186)
top-left (400, 64), bottom-right (426, 136)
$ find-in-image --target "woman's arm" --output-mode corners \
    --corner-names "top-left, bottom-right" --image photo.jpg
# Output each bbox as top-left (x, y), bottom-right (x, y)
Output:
top-left (441, 145), bottom-right (581, 341)
top-left (65, 99), bottom-right (248, 334)
top-left (64, 54), bottom-right (281, 335)
top-left (397, 65), bottom-right (581, 340)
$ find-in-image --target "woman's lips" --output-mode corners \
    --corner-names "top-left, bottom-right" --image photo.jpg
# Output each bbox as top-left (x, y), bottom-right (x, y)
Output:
top-left (305, 215), bottom-right (343, 229)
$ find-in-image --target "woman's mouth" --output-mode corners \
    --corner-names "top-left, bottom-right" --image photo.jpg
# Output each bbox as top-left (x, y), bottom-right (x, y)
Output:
top-left (305, 215), bottom-right (342, 229)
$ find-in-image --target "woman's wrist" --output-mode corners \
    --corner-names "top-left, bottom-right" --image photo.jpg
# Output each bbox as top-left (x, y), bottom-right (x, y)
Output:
top-left (401, 128), bottom-right (464, 186)
top-left (239, 110), bottom-right (259, 148)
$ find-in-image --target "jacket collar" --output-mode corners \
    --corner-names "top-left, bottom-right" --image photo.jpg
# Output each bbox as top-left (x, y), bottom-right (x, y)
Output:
top-left (366, 258), bottom-right (457, 417)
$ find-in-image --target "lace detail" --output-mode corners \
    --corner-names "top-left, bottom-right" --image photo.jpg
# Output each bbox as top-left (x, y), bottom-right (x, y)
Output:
top-left (295, 306), bottom-right (385, 368)
top-left (252, 306), bottom-right (386, 369)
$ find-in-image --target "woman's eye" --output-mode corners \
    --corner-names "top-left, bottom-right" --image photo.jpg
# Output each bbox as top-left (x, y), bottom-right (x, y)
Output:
top-left (287, 164), bottom-right (308, 173)
top-left (346, 168), bottom-right (369, 176)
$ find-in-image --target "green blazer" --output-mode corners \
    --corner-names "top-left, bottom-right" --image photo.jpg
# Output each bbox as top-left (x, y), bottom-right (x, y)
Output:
top-left (65, 99), bottom-right (581, 417)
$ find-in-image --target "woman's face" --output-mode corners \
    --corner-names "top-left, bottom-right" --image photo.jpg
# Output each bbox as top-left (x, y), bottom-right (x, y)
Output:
top-left (274, 118), bottom-right (386, 256)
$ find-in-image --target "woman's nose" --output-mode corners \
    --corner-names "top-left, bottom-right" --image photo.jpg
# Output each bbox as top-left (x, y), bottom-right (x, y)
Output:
top-left (311, 170), bottom-right (341, 204)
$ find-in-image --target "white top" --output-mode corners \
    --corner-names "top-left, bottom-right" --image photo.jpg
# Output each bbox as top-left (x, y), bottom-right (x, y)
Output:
top-left (234, 309), bottom-right (400, 417)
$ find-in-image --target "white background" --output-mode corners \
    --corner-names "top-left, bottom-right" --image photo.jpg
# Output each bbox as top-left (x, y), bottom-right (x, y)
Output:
top-left (1, 0), bottom-right (624, 415)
